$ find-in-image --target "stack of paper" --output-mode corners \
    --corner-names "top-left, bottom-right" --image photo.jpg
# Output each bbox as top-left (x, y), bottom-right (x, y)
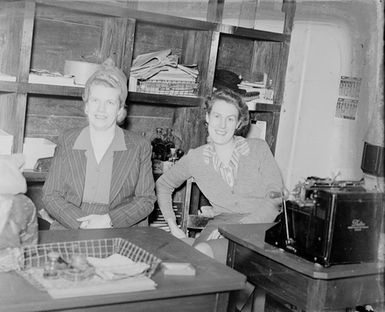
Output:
top-left (130, 50), bottom-right (198, 82)
top-left (152, 66), bottom-right (196, 82)
top-left (131, 49), bottom-right (178, 80)
top-left (23, 137), bottom-right (56, 170)
top-left (25, 268), bottom-right (156, 299)
top-left (239, 75), bottom-right (274, 105)
top-left (29, 69), bottom-right (75, 86)
top-left (0, 73), bottom-right (16, 82)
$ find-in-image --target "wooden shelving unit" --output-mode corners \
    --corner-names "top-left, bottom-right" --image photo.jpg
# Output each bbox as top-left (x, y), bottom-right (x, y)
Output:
top-left (0, 0), bottom-right (295, 182)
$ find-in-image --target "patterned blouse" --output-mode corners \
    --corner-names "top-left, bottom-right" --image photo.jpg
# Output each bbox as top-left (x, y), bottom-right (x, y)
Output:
top-left (202, 136), bottom-right (250, 187)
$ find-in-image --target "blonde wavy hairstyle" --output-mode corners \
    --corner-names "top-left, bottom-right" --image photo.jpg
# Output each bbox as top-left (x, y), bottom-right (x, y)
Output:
top-left (83, 59), bottom-right (128, 124)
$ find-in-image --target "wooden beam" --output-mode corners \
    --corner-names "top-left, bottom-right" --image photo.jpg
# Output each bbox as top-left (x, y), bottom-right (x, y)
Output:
top-left (99, 17), bottom-right (128, 69)
top-left (201, 31), bottom-right (220, 97)
top-left (122, 18), bottom-right (136, 76)
top-left (282, 0), bottom-right (296, 34)
top-left (36, 0), bottom-right (217, 31)
top-left (207, 0), bottom-right (224, 23)
top-left (238, 0), bottom-right (259, 29)
top-left (219, 24), bottom-right (289, 42)
top-left (14, 1), bottom-right (35, 153)
top-left (17, 1), bottom-right (35, 83)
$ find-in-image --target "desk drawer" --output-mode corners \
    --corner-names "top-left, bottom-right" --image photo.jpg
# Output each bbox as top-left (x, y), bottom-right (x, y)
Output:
top-left (231, 243), bottom-right (309, 310)
top-left (229, 243), bottom-right (384, 311)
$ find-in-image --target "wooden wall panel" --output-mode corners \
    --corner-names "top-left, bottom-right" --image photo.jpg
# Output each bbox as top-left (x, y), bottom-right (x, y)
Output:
top-left (0, 2), bottom-right (23, 76)
top-left (182, 30), bottom-right (218, 96)
top-left (133, 23), bottom-right (185, 59)
top-left (99, 18), bottom-right (128, 67)
top-left (0, 93), bottom-right (17, 135)
top-left (24, 114), bottom-right (173, 142)
top-left (35, 6), bottom-right (103, 27)
top-left (26, 95), bottom-right (174, 143)
top-left (216, 35), bottom-right (254, 80)
top-left (27, 95), bottom-right (85, 117)
top-left (31, 18), bottom-right (101, 73)
top-left (122, 18), bottom-right (136, 76)
top-left (251, 41), bottom-right (282, 97)
top-left (173, 106), bottom-right (207, 152)
top-left (128, 103), bottom-right (174, 118)
top-left (126, 116), bottom-right (172, 138)
top-left (24, 115), bottom-right (88, 143)
top-left (126, 103), bottom-right (174, 138)
top-left (217, 35), bottom-right (282, 84)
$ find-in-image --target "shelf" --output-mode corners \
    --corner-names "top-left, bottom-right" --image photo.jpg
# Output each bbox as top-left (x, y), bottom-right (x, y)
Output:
top-left (219, 25), bottom-right (290, 42)
top-left (25, 83), bottom-right (84, 97)
top-left (0, 81), bottom-right (203, 107)
top-left (249, 103), bottom-right (281, 113)
top-left (36, 0), bottom-right (217, 31)
top-left (0, 81), bottom-right (18, 93)
top-left (0, 0), bottom-right (294, 160)
top-left (36, 0), bottom-right (288, 42)
top-left (0, 81), bottom-right (84, 97)
top-left (23, 170), bottom-right (47, 183)
top-left (128, 92), bottom-right (204, 107)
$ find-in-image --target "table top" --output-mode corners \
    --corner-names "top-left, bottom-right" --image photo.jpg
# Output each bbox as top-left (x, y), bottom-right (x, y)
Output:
top-left (219, 223), bottom-right (384, 280)
top-left (0, 227), bottom-right (246, 312)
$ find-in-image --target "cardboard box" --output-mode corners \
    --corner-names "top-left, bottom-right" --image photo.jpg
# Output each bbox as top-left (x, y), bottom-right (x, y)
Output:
top-left (23, 137), bottom-right (56, 170)
top-left (0, 129), bottom-right (13, 155)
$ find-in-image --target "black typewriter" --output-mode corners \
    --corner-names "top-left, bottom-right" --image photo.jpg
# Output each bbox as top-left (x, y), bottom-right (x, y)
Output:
top-left (265, 178), bottom-right (384, 267)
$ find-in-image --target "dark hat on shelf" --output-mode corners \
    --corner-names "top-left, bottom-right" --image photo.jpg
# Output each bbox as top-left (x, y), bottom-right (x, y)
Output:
top-left (214, 69), bottom-right (245, 95)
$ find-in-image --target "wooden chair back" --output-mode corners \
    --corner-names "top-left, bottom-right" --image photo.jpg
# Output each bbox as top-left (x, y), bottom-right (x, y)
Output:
top-left (180, 177), bottom-right (211, 237)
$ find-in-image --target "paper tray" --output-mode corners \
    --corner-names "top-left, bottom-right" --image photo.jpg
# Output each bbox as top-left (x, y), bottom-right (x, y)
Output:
top-left (19, 238), bottom-right (161, 298)
top-left (22, 238), bottom-right (162, 278)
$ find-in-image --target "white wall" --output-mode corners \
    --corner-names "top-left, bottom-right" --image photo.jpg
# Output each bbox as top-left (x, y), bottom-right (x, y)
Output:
top-left (275, 1), bottom-right (383, 191)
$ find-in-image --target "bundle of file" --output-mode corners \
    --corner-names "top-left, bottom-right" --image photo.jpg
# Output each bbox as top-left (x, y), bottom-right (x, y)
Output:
top-left (237, 73), bottom-right (274, 110)
top-left (129, 49), bottom-right (199, 96)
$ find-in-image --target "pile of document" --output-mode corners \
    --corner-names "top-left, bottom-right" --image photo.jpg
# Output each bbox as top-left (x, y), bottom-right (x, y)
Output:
top-left (237, 73), bottom-right (275, 108)
top-left (129, 49), bottom-right (198, 95)
top-left (28, 69), bottom-right (76, 86)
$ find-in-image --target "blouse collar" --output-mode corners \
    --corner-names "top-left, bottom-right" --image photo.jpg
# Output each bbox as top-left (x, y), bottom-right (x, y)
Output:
top-left (202, 136), bottom-right (250, 187)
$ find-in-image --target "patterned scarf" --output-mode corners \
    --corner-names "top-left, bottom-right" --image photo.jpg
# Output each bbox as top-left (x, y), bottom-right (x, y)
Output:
top-left (203, 136), bottom-right (250, 187)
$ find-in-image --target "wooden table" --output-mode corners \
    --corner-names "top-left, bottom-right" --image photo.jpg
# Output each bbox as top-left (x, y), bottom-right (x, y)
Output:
top-left (219, 223), bottom-right (385, 312)
top-left (0, 227), bottom-right (246, 312)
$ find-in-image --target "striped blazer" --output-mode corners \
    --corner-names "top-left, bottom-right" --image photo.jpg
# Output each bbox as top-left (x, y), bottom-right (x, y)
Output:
top-left (42, 127), bottom-right (156, 229)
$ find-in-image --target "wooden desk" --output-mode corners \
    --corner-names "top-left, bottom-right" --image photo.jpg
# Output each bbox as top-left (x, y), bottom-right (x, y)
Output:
top-left (0, 227), bottom-right (246, 312)
top-left (219, 223), bottom-right (384, 312)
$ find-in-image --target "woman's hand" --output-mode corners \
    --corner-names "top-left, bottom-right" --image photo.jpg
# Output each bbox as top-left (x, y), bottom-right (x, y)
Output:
top-left (167, 219), bottom-right (186, 239)
top-left (207, 229), bottom-right (223, 240)
top-left (77, 214), bottom-right (112, 229)
top-left (199, 206), bottom-right (215, 218)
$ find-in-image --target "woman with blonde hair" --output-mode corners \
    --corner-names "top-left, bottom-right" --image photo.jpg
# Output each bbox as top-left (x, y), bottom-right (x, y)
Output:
top-left (43, 59), bottom-right (156, 230)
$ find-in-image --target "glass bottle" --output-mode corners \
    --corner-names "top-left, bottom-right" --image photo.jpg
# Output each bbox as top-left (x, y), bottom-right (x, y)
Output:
top-left (164, 128), bottom-right (175, 160)
top-left (150, 128), bottom-right (164, 160)
top-left (43, 251), bottom-right (60, 279)
top-left (266, 79), bottom-right (274, 101)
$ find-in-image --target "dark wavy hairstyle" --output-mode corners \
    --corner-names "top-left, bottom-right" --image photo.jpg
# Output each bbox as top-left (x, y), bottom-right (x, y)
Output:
top-left (205, 89), bottom-right (250, 133)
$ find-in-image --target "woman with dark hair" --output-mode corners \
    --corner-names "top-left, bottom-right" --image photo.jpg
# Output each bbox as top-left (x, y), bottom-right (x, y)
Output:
top-left (156, 88), bottom-right (283, 262)
top-left (42, 59), bottom-right (156, 230)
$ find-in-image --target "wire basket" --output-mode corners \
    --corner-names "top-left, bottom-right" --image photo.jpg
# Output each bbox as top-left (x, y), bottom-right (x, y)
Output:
top-left (137, 79), bottom-right (199, 96)
top-left (21, 238), bottom-right (162, 278)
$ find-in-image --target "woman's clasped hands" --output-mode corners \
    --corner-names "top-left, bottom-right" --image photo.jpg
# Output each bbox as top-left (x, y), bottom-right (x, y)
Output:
top-left (77, 214), bottom-right (112, 229)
